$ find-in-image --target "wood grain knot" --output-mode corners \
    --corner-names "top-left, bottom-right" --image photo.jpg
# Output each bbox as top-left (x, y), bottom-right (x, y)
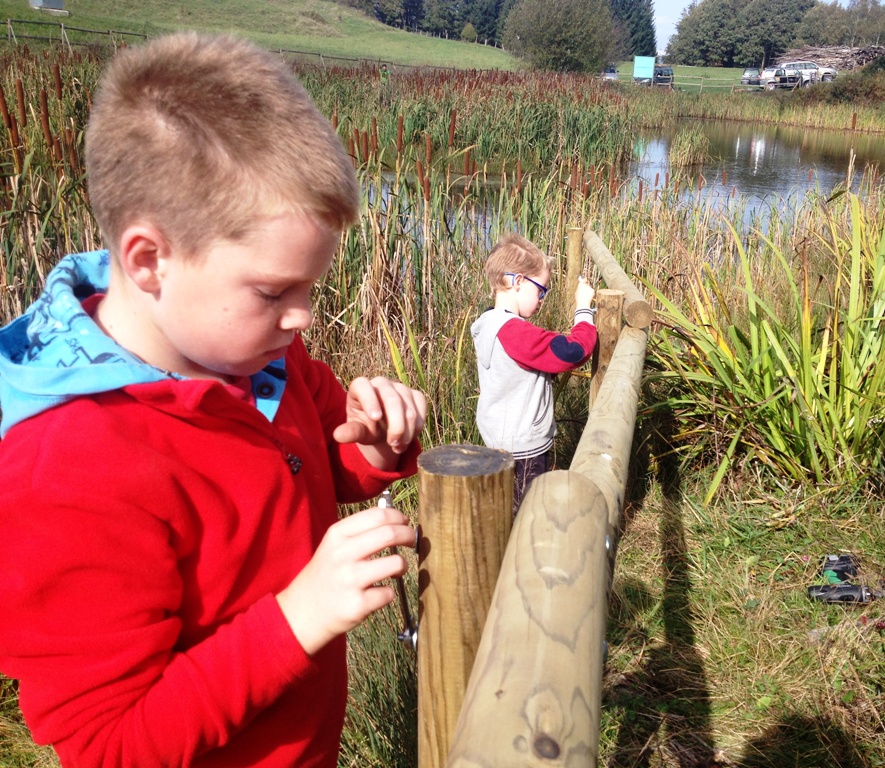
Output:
top-left (532, 734), bottom-right (561, 760)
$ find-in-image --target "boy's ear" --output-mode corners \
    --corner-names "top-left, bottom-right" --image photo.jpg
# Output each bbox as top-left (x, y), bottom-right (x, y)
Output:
top-left (117, 223), bottom-right (173, 294)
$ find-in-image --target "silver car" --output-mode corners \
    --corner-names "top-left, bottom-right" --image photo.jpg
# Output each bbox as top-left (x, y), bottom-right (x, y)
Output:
top-left (782, 60), bottom-right (837, 84)
top-left (761, 60), bottom-right (837, 89)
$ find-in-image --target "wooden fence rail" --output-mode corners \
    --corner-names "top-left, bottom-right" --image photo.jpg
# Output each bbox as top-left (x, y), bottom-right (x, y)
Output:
top-left (417, 228), bottom-right (651, 767)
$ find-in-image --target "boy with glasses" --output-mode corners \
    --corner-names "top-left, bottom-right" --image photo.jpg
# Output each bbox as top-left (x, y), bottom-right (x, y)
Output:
top-left (472, 232), bottom-right (597, 516)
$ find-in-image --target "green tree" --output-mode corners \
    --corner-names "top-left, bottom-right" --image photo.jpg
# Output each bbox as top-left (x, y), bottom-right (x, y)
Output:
top-left (374, 0), bottom-right (405, 27)
top-left (502, 0), bottom-right (614, 71)
top-left (667, 0), bottom-right (742, 66)
top-left (734, 0), bottom-right (815, 66)
top-left (467, 0), bottom-right (507, 43)
top-left (461, 20), bottom-right (479, 40)
top-left (844, 0), bottom-right (885, 45)
top-left (611, 0), bottom-right (657, 56)
top-left (420, 0), bottom-right (456, 36)
top-left (795, 1), bottom-right (853, 45)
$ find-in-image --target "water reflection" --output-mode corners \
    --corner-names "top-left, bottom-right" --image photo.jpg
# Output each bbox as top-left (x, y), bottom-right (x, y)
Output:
top-left (630, 119), bottom-right (885, 214)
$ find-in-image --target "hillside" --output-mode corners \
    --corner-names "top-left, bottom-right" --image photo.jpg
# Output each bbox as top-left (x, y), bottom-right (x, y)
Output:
top-left (0, 0), bottom-right (520, 69)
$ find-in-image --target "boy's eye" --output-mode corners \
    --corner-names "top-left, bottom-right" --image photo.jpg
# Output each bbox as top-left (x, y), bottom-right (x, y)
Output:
top-left (257, 289), bottom-right (283, 303)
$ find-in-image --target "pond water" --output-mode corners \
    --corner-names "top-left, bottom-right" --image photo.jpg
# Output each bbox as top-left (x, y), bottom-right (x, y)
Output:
top-left (629, 119), bottom-right (885, 222)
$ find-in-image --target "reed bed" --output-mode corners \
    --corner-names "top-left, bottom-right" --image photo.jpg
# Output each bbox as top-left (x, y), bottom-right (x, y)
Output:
top-left (613, 83), bottom-right (885, 133)
top-left (2, 45), bottom-right (885, 768)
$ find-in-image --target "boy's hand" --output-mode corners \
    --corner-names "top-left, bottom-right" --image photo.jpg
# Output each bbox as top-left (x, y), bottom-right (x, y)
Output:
top-left (575, 277), bottom-right (595, 309)
top-left (333, 376), bottom-right (427, 469)
top-left (276, 506), bottom-right (414, 655)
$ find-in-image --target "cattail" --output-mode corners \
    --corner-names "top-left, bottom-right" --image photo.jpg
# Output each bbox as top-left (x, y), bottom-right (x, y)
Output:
top-left (464, 147), bottom-right (470, 177)
top-left (654, 172), bottom-right (659, 188)
top-left (516, 158), bottom-right (522, 194)
top-left (722, 169), bottom-right (727, 186)
top-left (360, 130), bottom-right (369, 164)
top-left (39, 89), bottom-right (56, 159)
top-left (415, 159), bottom-right (425, 194)
top-left (15, 78), bottom-right (26, 128)
top-left (53, 62), bottom-right (62, 101)
top-left (638, 179), bottom-right (643, 203)
top-left (396, 114), bottom-right (403, 155)
top-left (331, 112), bottom-right (338, 131)
top-left (371, 116), bottom-right (377, 158)
top-left (448, 109), bottom-right (456, 149)
top-left (0, 82), bottom-right (12, 131)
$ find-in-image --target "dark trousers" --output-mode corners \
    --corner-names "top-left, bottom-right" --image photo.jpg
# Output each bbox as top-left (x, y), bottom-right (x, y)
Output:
top-left (513, 450), bottom-right (550, 519)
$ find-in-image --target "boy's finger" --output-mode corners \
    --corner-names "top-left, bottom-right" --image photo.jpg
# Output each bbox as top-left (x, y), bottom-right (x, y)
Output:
top-left (349, 376), bottom-right (384, 420)
top-left (329, 506), bottom-right (409, 539)
top-left (332, 420), bottom-right (373, 445)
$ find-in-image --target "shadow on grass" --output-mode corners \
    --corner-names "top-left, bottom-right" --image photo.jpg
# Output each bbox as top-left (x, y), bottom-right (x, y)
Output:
top-left (603, 409), bottom-right (716, 767)
top-left (735, 714), bottom-right (872, 768)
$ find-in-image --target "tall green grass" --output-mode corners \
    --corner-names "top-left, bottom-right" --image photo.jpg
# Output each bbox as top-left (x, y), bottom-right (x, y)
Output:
top-left (646, 192), bottom-right (885, 504)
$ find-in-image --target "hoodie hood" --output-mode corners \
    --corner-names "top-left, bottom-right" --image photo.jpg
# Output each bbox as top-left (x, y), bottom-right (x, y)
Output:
top-left (0, 251), bottom-right (178, 436)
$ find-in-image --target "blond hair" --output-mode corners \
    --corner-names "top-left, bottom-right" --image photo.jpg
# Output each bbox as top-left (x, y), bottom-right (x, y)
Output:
top-left (484, 233), bottom-right (553, 294)
top-left (85, 32), bottom-right (359, 257)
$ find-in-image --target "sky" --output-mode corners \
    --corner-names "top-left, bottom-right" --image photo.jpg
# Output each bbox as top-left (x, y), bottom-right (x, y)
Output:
top-left (655, 0), bottom-right (692, 54)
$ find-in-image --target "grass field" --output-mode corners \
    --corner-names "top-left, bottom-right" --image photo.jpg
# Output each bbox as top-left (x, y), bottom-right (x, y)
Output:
top-left (0, 0), bottom-right (520, 69)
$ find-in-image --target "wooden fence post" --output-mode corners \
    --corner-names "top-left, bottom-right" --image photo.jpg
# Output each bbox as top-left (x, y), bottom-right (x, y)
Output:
top-left (571, 326), bottom-right (648, 541)
top-left (446, 470), bottom-right (610, 768)
top-left (417, 445), bottom-right (514, 768)
top-left (591, 288), bottom-right (624, 405)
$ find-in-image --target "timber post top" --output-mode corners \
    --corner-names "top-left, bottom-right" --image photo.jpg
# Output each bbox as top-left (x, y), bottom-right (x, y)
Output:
top-left (418, 444), bottom-right (513, 476)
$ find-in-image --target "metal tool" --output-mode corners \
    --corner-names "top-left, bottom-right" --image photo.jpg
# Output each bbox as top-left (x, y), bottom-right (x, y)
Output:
top-left (379, 490), bottom-right (418, 651)
top-left (807, 584), bottom-right (881, 604)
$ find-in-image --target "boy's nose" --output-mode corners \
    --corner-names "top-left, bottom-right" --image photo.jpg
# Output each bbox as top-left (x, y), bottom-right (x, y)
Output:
top-left (278, 304), bottom-right (313, 331)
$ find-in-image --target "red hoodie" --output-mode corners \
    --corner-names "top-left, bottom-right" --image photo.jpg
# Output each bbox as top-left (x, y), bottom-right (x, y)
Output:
top-left (0, 335), bottom-right (419, 767)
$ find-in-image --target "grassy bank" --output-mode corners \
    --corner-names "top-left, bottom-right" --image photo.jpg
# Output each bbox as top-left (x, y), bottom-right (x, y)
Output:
top-left (1, 47), bottom-right (884, 768)
top-left (0, 0), bottom-right (519, 69)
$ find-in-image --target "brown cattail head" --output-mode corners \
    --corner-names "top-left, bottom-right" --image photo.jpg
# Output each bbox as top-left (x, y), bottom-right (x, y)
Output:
top-left (15, 78), bottom-right (26, 128)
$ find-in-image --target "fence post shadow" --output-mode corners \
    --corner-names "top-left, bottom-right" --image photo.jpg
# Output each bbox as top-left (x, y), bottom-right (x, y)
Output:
top-left (604, 406), bottom-right (715, 768)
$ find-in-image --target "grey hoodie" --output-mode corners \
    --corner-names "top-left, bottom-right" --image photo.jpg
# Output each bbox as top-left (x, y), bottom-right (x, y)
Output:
top-left (471, 308), bottom-right (554, 458)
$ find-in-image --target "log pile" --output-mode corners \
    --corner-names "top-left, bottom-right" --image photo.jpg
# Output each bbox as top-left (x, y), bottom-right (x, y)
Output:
top-left (778, 45), bottom-right (885, 71)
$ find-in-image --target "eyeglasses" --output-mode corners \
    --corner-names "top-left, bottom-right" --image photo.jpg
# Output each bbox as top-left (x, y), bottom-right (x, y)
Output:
top-left (504, 272), bottom-right (549, 300)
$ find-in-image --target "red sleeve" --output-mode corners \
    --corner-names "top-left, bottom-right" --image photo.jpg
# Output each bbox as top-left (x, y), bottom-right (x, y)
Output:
top-left (496, 314), bottom-right (597, 374)
top-left (288, 338), bottom-right (420, 504)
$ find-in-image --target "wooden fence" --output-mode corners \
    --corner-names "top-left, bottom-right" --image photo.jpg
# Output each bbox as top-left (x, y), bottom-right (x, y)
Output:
top-left (416, 226), bottom-right (652, 767)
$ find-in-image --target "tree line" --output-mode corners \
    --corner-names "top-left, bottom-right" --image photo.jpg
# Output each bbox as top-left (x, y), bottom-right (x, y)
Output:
top-left (332, 0), bottom-right (656, 70)
top-left (668, 0), bottom-right (885, 67)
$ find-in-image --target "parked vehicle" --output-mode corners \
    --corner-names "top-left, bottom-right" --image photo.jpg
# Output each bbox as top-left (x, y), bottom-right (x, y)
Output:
top-left (740, 67), bottom-right (760, 86)
top-left (760, 60), bottom-right (837, 89)
top-left (780, 60), bottom-right (837, 84)
top-left (759, 65), bottom-right (779, 88)
top-left (634, 65), bottom-right (674, 87)
top-left (770, 68), bottom-right (801, 89)
top-left (602, 65), bottom-right (618, 81)
top-left (653, 66), bottom-right (674, 87)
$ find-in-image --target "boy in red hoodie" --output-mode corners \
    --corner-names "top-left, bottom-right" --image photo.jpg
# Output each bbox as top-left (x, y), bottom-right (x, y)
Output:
top-left (0, 33), bottom-right (425, 767)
